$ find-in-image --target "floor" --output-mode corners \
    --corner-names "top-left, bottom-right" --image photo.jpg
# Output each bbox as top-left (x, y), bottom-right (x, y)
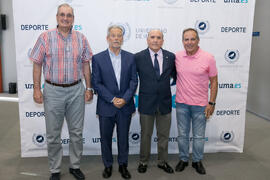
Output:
top-left (0, 100), bottom-right (270, 180)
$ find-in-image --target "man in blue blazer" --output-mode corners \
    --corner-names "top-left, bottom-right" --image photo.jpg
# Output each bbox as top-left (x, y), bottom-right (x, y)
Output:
top-left (92, 25), bottom-right (138, 179)
top-left (135, 29), bottom-right (176, 174)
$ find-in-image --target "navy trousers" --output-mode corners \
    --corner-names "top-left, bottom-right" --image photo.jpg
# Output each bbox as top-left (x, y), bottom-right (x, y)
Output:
top-left (99, 110), bottom-right (131, 167)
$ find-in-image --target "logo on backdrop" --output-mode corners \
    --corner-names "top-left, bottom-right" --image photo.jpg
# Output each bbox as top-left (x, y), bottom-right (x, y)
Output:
top-left (136, 27), bottom-right (167, 39)
top-left (190, 0), bottom-right (216, 3)
top-left (73, 25), bottom-right (82, 31)
top-left (25, 83), bottom-right (44, 90)
top-left (92, 137), bottom-right (117, 143)
top-left (225, 50), bottom-right (240, 63)
top-left (224, 0), bottom-right (248, 3)
top-left (220, 131), bottom-right (234, 143)
top-left (216, 109), bottom-right (240, 116)
top-left (32, 133), bottom-right (46, 147)
top-left (218, 83), bottom-right (241, 89)
top-left (109, 22), bottom-right (131, 42)
top-left (25, 111), bottom-right (45, 118)
top-left (164, 0), bottom-right (178, 4)
top-left (61, 138), bottom-right (85, 144)
top-left (195, 20), bottom-right (210, 34)
top-left (221, 26), bottom-right (246, 33)
top-left (64, 0), bottom-right (73, 3)
top-left (21, 24), bottom-right (48, 31)
top-left (129, 131), bottom-right (140, 144)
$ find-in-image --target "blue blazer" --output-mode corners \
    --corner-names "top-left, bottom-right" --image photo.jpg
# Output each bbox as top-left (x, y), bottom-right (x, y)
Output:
top-left (92, 49), bottom-right (138, 117)
top-left (135, 48), bottom-right (176, 115)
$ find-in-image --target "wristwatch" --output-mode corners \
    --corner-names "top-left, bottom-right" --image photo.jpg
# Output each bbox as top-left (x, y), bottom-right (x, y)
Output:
top-left (86, 87), bottom-right (94, 93)
top-left (208, 101), bottom-right (216, 106)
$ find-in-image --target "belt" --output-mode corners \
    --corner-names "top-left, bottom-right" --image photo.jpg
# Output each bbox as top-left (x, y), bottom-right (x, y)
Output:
top-left (45, 79), bottom-right (81, 87)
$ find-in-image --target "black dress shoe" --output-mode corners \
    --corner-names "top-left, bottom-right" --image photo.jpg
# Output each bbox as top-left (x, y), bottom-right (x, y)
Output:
top-left (137, 163), bottom-right (147, 173)
top-left (119, 165), bottom-right (131, 179)
top-left (157, 163), bottom-right (174, 174)
top-left (192, 161), bottom-right (206, 175)
top-left (102, 166), bottom-right (112, 179)
top-left (50, 173), bottom-right (60, 180)
top-left (175, 160), bottom-right (188, 172)
top-left (69, 168), bottom-right (85, 180)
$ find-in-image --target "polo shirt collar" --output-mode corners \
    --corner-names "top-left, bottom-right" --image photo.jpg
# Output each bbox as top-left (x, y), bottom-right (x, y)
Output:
top-left (183, 47), bottom-right (201, 59)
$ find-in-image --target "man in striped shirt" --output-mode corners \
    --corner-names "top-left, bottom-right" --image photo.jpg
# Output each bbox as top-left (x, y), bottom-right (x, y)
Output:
top-left (30, 4), bottom-right (93, 180)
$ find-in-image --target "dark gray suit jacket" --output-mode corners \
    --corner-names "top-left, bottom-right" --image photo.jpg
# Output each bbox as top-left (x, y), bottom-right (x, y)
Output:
top-left (135, 48), bottom-right (176, 115)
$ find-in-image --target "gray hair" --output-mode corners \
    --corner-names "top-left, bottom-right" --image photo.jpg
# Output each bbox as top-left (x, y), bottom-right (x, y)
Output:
top-left (57, 3), bottom-right (74, 16)
top-left (182, 28), bottom-right (200, 41)
top-left (107, 25), bottom-right (124, 36)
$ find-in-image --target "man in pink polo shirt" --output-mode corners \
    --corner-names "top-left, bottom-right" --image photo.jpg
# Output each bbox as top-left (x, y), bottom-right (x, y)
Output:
top-left (174, 28), bottom-right (218, 175)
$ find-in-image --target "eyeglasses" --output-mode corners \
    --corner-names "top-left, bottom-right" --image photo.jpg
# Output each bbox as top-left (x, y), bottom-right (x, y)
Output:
top-left (58, 13), bottom-right (73, 18)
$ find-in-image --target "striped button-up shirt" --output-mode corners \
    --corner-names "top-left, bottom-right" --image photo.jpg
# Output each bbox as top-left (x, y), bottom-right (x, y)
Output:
top-left (30, 28), bottom-right (92, 84)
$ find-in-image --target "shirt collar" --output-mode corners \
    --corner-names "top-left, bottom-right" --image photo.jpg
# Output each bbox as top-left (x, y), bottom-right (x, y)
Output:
top-left (148, 48), bottom-right (162, 57)
top-left (56, 27), bottom-right (73, 39)
top-left (108, 48), bottom-right (121, 57)
top-left (183, 47), bottom-right (201, 59)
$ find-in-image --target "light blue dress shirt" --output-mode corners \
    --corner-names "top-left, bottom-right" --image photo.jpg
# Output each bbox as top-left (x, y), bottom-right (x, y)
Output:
top-left (108, 49), bottom-right (122, 90)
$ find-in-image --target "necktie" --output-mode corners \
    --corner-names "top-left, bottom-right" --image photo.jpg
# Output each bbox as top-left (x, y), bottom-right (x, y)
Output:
top-left (154, 53), bottom-right (160, 78)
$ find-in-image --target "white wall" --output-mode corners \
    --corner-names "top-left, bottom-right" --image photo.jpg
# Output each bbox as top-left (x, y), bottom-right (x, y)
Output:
top-left (247, 0), bottom-right (270, 120)
top-left (0, 0), bottom-right (17, 92)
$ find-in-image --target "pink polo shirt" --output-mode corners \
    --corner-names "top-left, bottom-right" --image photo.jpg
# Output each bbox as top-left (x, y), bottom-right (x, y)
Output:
top-left (175, 48), bottom-right (217, 106)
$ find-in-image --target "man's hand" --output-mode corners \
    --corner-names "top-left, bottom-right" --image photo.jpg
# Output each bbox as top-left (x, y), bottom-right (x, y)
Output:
top-left (85, 90), bottom-right (93, 102)
top-left (204, 104), bottom-right (215, 119)
top-left (33, 89), bottom-right (43, 104)
top-left (113, 98), bottom-right (126, 109)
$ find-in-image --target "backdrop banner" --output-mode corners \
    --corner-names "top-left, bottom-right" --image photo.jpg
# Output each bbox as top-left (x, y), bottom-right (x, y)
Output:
top-left (12, 0), bottom-right (256, 157)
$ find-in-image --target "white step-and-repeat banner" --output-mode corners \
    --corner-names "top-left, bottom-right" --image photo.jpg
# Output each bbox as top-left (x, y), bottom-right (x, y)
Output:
top-left (13, 0), bottom-right (255, 157)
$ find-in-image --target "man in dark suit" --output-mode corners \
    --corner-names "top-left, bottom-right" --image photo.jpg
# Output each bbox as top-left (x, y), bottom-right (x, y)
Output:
top-left (135, 29), bottom-right (176, 174)
top-left (92, 25), bottom-right (138, 179)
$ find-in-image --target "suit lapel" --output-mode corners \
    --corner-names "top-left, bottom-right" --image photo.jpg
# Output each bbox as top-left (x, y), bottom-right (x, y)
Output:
top-left (161, 49), bottom-right (169, 75)
top-left (144, 49), bottom-right (157, 78)
top-left (119, 50), bottom-right (125, 91)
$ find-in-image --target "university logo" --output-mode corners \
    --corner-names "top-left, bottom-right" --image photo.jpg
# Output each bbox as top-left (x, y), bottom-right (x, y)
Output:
top-left (129, 131), bottom-right (140, 144)
top-left (32, 133), bottom-right (46, 147)
top-left (225, 50), bottom-right (240, 63)
top-left (195, 20), bottom-right (210, 34)
top-left (164, 0), bottom-right (178, 4)
top-left (110, 22), bottom-right (131, 42)
top-left (220, 131), bottom-right (234, 143)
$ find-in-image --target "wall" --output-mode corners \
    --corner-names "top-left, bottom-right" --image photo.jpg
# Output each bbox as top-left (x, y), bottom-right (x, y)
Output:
top-left (0, 0), bottom-right (16, 92)
top-left (247, 0), bottom-right (270, 120)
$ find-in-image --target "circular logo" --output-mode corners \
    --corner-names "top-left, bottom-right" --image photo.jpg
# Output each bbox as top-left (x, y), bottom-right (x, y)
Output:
top-left (225, 50), bottom-right (240, 63)
top-left (164, 0), bottom-right (178, 4)
top-left (109, 22), bottom-right (131, 42)
top-left (220, 131), bottom-right (234, 143)
top-left (64, 0), bottom-right (73, 3)
top-left (32, 133), bottom-right (46, 147)
top-left (129, 132), bottom-right (140, 144)
top-left (195, 20), bottom-right (210, 34)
